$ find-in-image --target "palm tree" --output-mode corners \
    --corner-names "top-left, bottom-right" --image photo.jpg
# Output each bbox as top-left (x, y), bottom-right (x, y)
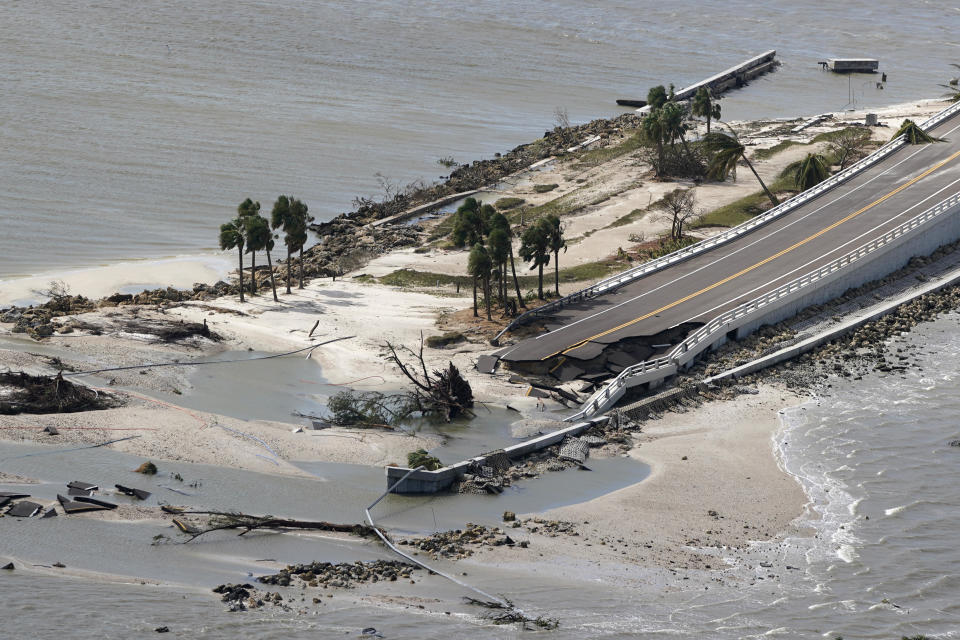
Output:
top-left (691, 86), bottom-right (721, 134)
top-left (271, 195), bottom-right (311, 293)
top-left (237, 198), bottom-right (260, 295)
top-left (891, 119), bottom-right (941, 144)
top-left (541, 215), bottom-right (566, 296)
top-left (641, 110), bottom-right (667, 176)
top-left (794, 153), bottom-right (830, 191)
top-left (288, 198), bottom-right (313, 289)
top-left (646, 85), bottom-right (668, 111)
top-left (246, 214), bottom-right (278, 302)
top-left (519, 222), bottom-right (550, 300)
top-left (487, 226), bottom-right (510, 308)
top-left (467, 243), bottom-right (492, 319)
top-left (659, 101), bottom-right (694, 161)
top-left (451, 197), bottom-right (492, 248)
top-left (219, 217), bottom-right (246, 303)
top-left (703, 130), bottom-right (780, 206)
top-left (491, 212), bottom-right (526, 310)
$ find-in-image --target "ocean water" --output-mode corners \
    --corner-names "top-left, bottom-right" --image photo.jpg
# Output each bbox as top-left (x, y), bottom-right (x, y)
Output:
top-left (1, 0), bottom-right (957, 278)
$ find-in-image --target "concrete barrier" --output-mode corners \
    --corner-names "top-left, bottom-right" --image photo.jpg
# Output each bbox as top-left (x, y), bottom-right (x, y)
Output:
top-left (384, 416), bottom-right (609, 493)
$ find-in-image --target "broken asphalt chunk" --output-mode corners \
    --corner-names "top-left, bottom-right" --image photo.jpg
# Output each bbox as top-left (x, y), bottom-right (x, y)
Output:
top-left (115, 485), bottom-right (151, 501)
top-left (475, 354), bottom-right (499, 374)
top-left (57, 494), bottom-right (110, 514)
top-left (67, 481), bottom-right (98, 492)
top-left (73, 496), bottom-right (117, 510)
top-left (6, 501), bottom-right (43, 518)
top-left (41, 508), bottom-right (57, 519)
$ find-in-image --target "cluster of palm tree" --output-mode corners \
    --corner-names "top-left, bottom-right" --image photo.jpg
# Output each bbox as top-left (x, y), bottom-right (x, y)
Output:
top-left (641, 85), bottom-right (699, 177)
top-left (452, 198), bottom-right (525, 320)
top-left (939, 63), bottom-right (959, 102)
top-left (452, 198), bottom-right (567, 319)
top-left (219, 196), bottom-right (312, 303)
top-left (519, 214), bottom-right (566, 301)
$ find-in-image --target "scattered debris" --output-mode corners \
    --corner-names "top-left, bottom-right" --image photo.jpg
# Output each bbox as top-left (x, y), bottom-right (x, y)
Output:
top-left (1, 563), bottom-right (13, 570)
top-left (154, 627), bottom-right (170, 634)
top-left (463, 597), bottom-right (559, 630)
top-left (43, 426), bottom-right (59, 435)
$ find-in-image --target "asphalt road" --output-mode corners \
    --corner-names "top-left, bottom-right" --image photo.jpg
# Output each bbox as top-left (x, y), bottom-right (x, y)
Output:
top-left (501, 112), bottom-right (960, 364)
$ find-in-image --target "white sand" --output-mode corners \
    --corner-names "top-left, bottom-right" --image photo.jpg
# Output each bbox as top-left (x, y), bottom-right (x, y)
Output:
top-left (0, 254), bottom-right (232, 306)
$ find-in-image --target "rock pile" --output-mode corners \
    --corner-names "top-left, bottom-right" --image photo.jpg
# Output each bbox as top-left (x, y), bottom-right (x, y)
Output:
top-left (400, 523), bottom-right (527, 559)
top-left (257, 560), bottom-right (418, 589)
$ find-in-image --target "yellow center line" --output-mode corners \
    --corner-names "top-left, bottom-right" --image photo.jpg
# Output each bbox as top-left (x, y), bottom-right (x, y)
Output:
top-left (551, 149), bottom-right (960, 360)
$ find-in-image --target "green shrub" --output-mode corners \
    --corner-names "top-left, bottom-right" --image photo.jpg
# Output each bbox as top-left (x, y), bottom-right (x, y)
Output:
top-left (407, 449), bottom-right (443, 471)
top-left (495, 197), bottom-right (525, 210)
top-left (425, 331), bottom-right (465, 348)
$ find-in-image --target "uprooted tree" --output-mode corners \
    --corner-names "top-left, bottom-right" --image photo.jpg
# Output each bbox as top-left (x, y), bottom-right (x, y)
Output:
top-left (325, 336), bottom-right (474, 427)
top-left (384, 337), bottom-right (474, 422)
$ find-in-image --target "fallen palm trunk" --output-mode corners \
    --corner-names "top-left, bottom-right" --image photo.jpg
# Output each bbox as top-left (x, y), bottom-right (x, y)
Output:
top-left (161, 507), bottom-right (379, 542)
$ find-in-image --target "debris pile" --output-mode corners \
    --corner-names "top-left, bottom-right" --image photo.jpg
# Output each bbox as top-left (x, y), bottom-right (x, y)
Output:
top-left (0, 371), bottom-right (118, 415)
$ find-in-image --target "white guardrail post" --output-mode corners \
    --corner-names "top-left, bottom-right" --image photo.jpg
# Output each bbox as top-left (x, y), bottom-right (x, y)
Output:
top-left (497, 100), bottom-right (960, 343)
top-left (565, 190), bottom-right (960, 421)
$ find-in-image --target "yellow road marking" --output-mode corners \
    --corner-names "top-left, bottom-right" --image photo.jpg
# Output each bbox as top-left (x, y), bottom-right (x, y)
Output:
top-left (553, 149), bottom-right (960, 359)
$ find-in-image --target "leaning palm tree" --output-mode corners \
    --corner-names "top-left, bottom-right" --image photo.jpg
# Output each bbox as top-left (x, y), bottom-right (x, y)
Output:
top-left (703, 130), bottom-right (780, 206)
top-left (891, 119), bottom-right (941, 144)
top-left (246, 214), bottom-right (278, 302)
top-left (219, 217), bottom-right (246, 303)
top-left (794, 153), bottom-right (830, 191)
top-left (541, 214), bottom-right (567, 296)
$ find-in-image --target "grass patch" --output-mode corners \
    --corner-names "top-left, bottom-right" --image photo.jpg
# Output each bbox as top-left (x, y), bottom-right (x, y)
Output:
top-left (571, 132), bottom-right (644, 169)
top-left (752, 127), bottom-right (873, 161)
top-left (533, 183), bottom-right (559, 193)
top-left (378, 259), bottom-right (629, 292)
top-left (380, 269), bottom-right (472, 289)
top-left (495, 197), bottom-right (525, 210)
top-left (753, 140), bottom-right (801, 161)
top-left (606, 208), bottom-right (648, 229)
top-left (695, 171), bottom-right (799, 228)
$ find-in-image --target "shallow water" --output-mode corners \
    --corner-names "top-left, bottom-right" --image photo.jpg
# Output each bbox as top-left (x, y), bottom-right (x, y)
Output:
top-left (1, 0), bottom-right (956, 278)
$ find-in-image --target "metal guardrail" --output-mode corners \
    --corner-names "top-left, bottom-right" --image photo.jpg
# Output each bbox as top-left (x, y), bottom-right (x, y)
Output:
top-left (566, 190), bottom-right (960, 420)
top-left (496, 99), bottom-right (960, 342)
